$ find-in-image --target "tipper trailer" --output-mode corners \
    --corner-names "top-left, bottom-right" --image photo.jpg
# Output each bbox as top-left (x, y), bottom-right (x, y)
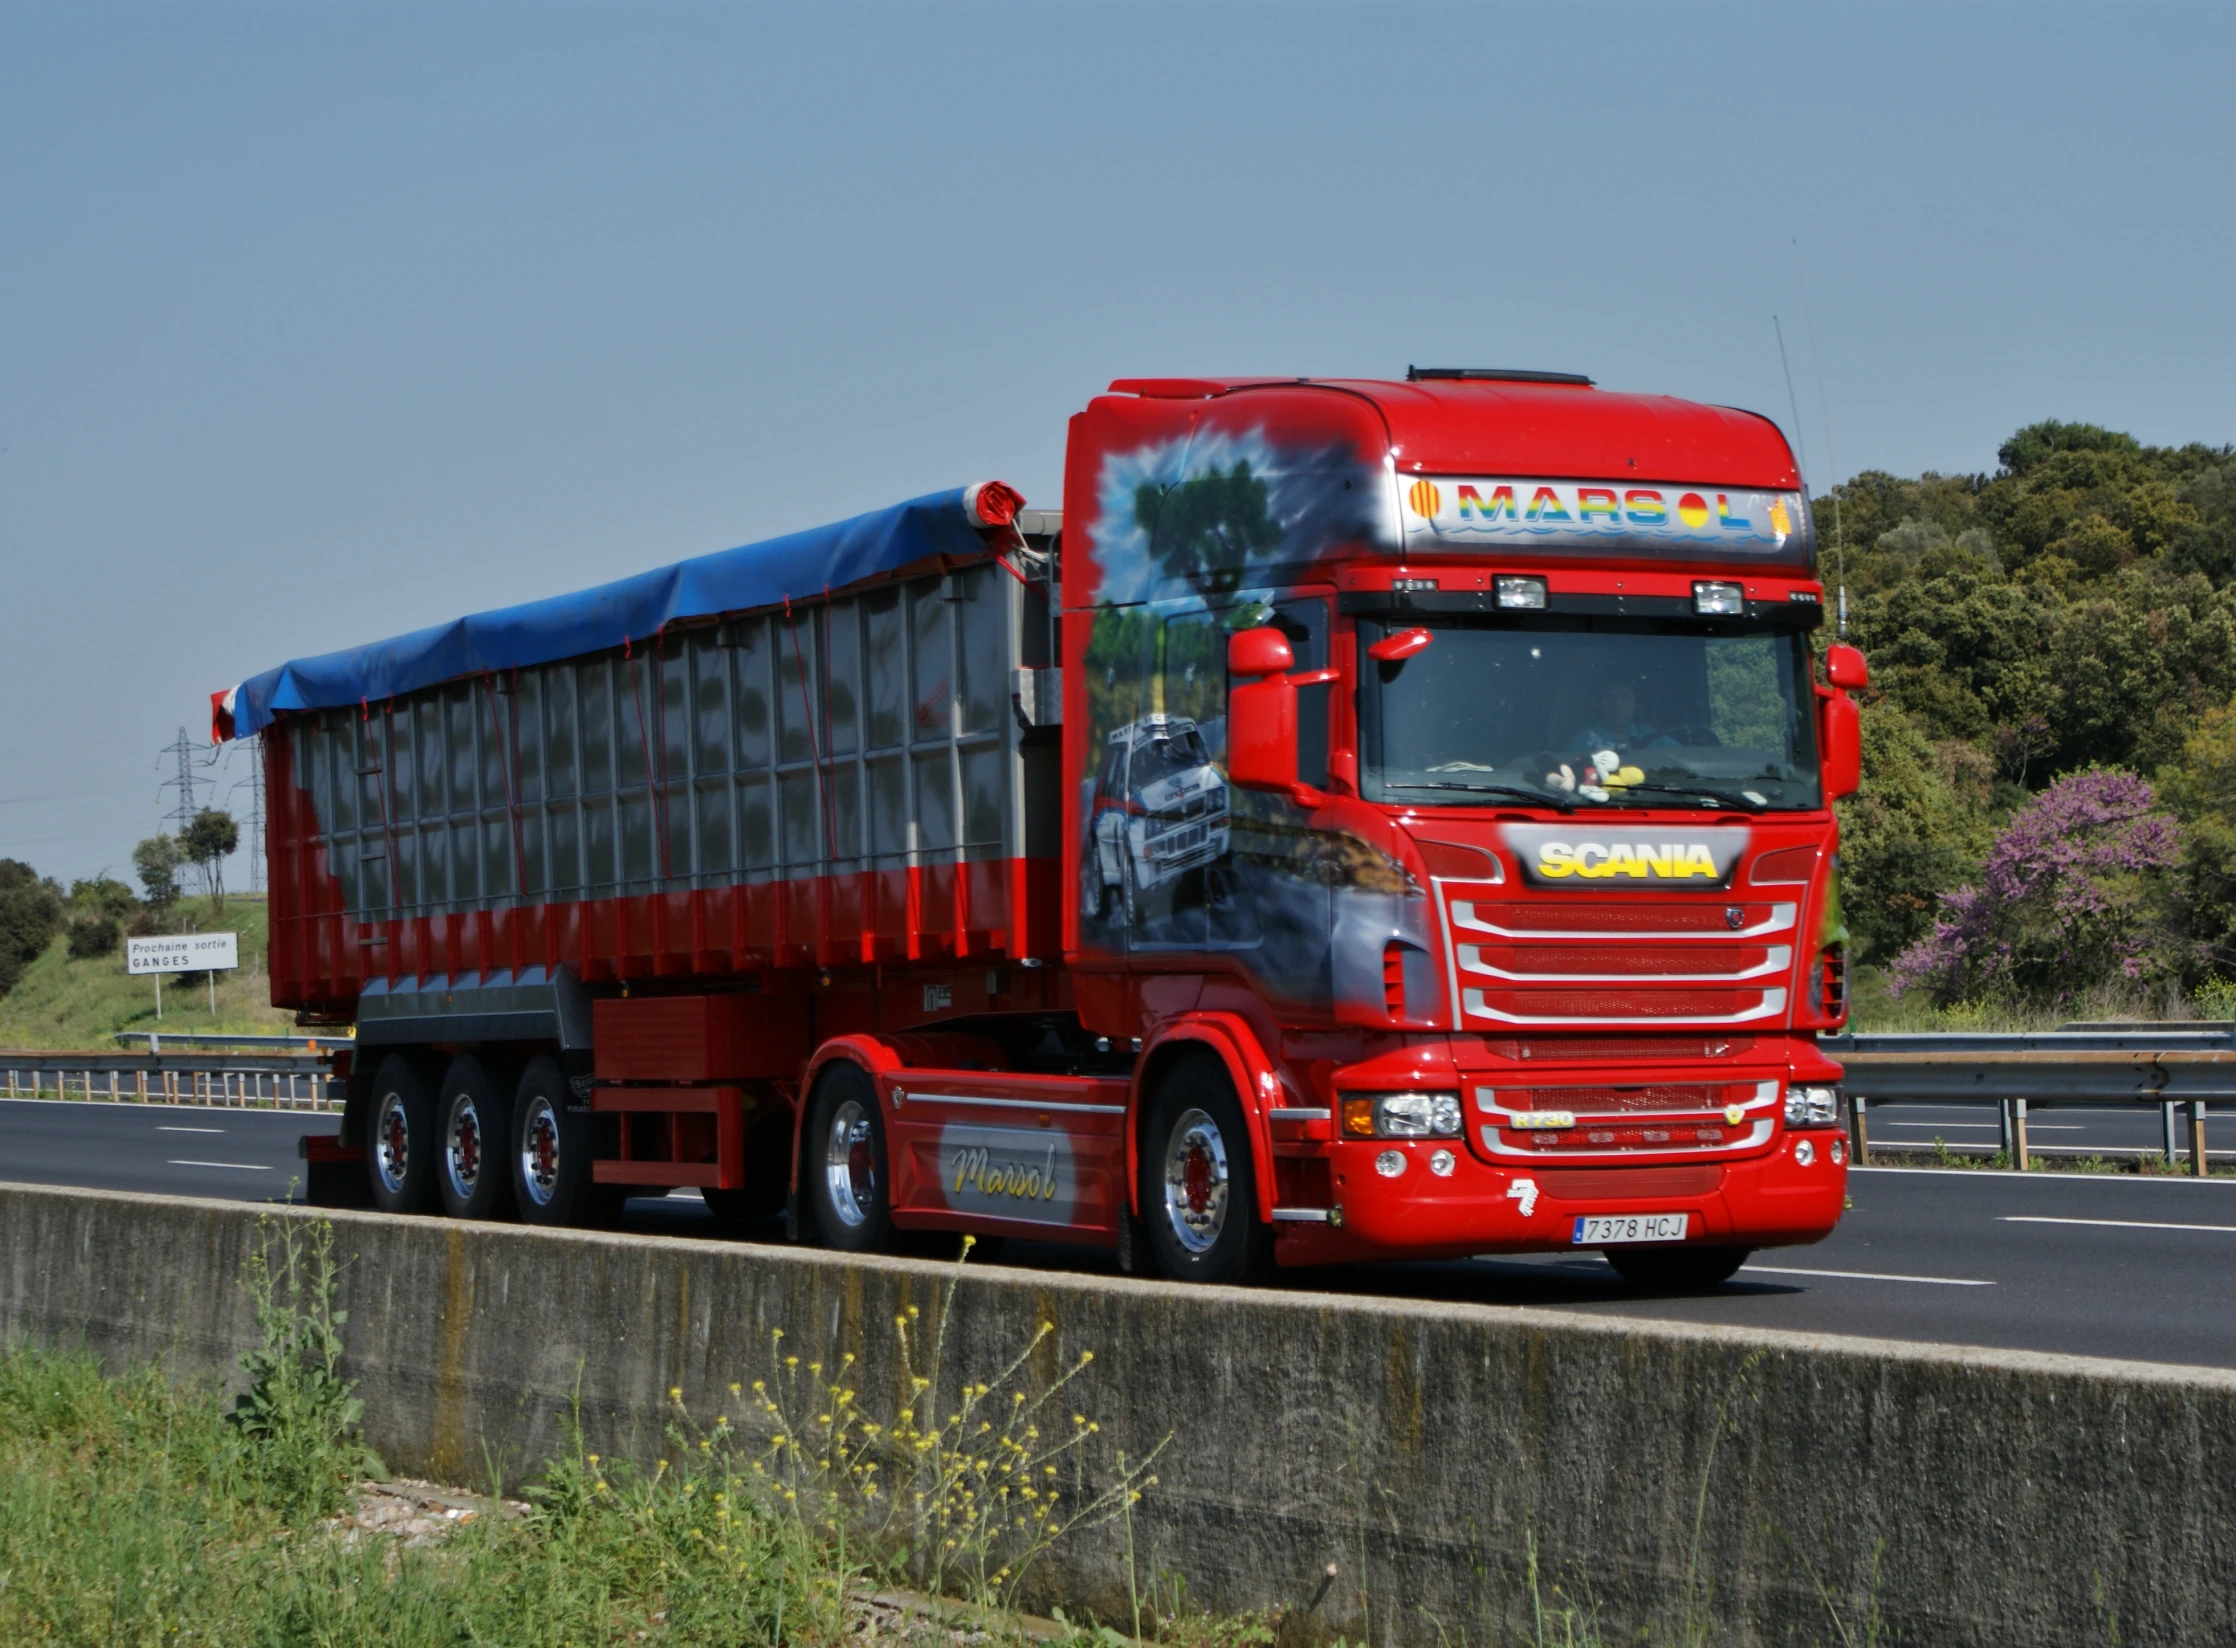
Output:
top-left (215, 370), bottom-right (1867, 1287)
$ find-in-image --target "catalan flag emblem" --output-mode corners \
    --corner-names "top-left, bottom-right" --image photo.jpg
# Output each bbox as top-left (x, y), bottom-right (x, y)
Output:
top-left (1407, 479), bottom-right (1443, 518)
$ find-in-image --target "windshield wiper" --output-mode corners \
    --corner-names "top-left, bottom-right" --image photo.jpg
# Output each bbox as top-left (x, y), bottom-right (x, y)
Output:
top-left (1602, 781), bottom-right (1769, 813)
top-left (1388, 781), bottom-right (1574, 814)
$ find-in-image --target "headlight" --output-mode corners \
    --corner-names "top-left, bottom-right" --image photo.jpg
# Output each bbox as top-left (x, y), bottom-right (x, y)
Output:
top-left (1341, 1092), bottom-right (1463, 1138)
top-left (1495, 575), bottom-right (1547, 610)
top-left (1693, 580), bottom-right (1746, 616)
top-left (1784, 1084), bottom-right (1842, 1128)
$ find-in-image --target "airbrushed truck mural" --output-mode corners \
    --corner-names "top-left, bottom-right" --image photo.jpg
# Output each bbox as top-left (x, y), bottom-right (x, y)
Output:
top-left (1064, 386), bottom-right (1439, 1021)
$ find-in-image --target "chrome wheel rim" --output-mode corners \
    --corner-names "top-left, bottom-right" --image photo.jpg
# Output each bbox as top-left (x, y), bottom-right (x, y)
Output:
top-left (519, 1095), bottom-right (561, 1208)
top-left (1161, 1107), bottom-right (1229, 1254)
top-left (445, 1095), bottom-right (484, 1199)
top-left (375, 1092), bottom-right (411, 1195)
top-left (822, 1098), bottom-right (877, 1229)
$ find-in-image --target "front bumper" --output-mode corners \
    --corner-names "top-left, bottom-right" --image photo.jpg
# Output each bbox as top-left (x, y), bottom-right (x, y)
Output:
top-left (1275, 1130), bottom-right (1846, 1266)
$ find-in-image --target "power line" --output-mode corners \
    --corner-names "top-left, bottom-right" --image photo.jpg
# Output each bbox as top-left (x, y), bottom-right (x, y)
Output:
top-left (157, 727), bottom-right (200, 835)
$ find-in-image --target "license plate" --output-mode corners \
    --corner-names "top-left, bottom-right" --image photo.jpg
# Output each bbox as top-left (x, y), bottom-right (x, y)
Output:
top-left (1573, 1212), bottom-right (1690, 1245)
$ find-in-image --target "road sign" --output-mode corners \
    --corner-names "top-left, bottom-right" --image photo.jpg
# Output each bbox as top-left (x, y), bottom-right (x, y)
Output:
top-left (126, 933), bottom-right (240, 976)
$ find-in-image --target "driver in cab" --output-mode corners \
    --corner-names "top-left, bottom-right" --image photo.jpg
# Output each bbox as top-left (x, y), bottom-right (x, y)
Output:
top-left (1570, 678), bottom-right (1675, 753)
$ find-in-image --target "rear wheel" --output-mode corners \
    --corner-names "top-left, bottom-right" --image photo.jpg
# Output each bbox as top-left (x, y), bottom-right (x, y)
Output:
top-left (1605, 1244), bottom-right (1751, 1293)
top-left (1140, 1056), bottom-right (1272, 1285)
top-left (437, 1055), bottom-right (513, 1220)
top-left (804, 1064), bottom-right (890, 1253)
top-left (510, 1057), bottom-right (593, 1227)
top-left (367, 1055), bottom-right (437, 1214)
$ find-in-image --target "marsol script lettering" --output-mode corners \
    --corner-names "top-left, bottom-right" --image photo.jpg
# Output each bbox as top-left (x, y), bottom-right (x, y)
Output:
top-left (951, 1144), bottom-right (1062, 1202)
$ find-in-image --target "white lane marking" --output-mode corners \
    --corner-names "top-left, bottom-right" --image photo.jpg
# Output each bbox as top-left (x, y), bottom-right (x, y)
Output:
top-left (2003, 1215), bottom-right (2236, 1234)
top-left (157, 1126), bottom-right (224, 1134)
top-left (1743, 1264), bottom-right (1994, 1286)
top-left (1853, 1165), bottom-right (2235, 1180)
top-left (166, 1160), bottom-right (272, 1171)
top-left (1874, 1121), bottom-right (2088, 1132)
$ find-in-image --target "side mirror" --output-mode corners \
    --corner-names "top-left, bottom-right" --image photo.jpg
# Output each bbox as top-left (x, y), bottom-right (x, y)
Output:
top-left (1230, 672), bottom-right (1300, 792)
top-left (1229, 627), bottom-right (1294, 679)
top-left (1820, 690), bottom-right (1861, 801)
top-left (1824, 643), bottom-right (1869, 690)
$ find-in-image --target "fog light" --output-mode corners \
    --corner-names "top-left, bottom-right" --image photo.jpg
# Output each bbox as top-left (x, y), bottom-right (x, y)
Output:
top-left (1495, 575), bottom-right (1548, 610)
top-left (1375, 1150), bottom-right (1407, 1178)
top-left (1693, 580), bottom-right (1746, 616)
top-left (1429, 1148), bottom-right (1456, 1177)
top-left (1830, 1138), bottom-right (1847, 1165)
top-left (1794, 1138), bottom-right (1816, 1166)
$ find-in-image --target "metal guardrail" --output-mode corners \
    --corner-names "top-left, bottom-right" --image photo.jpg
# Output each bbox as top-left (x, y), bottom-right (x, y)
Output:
top-left (1825, 1026), bottom-right (2236, 1174)
top-left (0, 1050), bottom-right (340, 1112)
top-left (112, 1032), bottom-right (348, 1051)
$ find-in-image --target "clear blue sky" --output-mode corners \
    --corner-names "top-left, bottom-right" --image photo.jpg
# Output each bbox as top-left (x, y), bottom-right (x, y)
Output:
top-left (3, 1), bottom-right (2231, 890)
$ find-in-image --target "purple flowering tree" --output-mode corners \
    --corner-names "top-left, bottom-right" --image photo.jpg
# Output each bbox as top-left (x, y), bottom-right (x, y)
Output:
top-left (1889, 769), bottom-right (2190, 1005)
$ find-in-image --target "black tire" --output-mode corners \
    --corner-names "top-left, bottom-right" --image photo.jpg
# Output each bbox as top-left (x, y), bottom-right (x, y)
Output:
top-left (436, 1054), bottom-right (514, 1221)
top-left (366, 1054), bottom-right (438, 1214)
top-left (803, 1063), bottom-right (891, 1253)
top-left (1139, 1055), bottom-right (1273, 1285)
top-left (510, 1056), bottom-right (595, 1227)
top-left (1605, 1244), bottom-right (1751, 1293)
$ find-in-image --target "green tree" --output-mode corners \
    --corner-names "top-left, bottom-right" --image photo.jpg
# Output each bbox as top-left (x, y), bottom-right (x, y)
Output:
top-left (1836, 703), bottom-right (1995, 961)
top-left (180, 809), bottom-right (241, 912)
top-left (2157, 700), bottom-right (2236, 973)
top-left (69, 876), bottom-right (138, 921)
top-left (133, 834), bottom-right (183, 909)
top-left (0, 860), bottom-right (65, 1000)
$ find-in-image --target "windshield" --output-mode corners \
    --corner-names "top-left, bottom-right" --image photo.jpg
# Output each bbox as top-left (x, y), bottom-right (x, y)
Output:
top-left (1132, 726), bottom-right (1211, 787)
top-left (1358, 617), bottom-right (1823, 811)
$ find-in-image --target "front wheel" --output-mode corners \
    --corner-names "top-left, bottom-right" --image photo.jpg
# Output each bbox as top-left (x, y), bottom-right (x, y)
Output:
top-left (1605, 1244), bottom-right (1751, 1293)
top-left (1139, 1056), bottom-right (1272, 1285)
top-left (804, 1064), bottom-right (891, 1253)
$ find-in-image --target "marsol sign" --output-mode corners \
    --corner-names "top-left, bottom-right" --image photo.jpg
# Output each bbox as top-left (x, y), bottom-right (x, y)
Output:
top-left (1502, 824), bottom-right (1748, 888)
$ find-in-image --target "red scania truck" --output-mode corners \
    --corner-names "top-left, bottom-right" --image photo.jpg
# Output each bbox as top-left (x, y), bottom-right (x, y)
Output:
top-left (214, 369), bottom-right (1866, 1289)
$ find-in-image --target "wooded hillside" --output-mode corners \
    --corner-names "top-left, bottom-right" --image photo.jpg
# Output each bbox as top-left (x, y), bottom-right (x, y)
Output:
top-left (1830, 420), bottom-right (2236, 1013)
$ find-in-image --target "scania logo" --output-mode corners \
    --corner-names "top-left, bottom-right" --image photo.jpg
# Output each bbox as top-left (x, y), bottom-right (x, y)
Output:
top-left (1502, 824), bottom-right (1748, 889)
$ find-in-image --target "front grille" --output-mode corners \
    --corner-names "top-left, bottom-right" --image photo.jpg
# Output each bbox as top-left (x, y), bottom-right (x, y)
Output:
top-left (1496, 1084), bottom-right (1737, 1113)
top-left (1446, 891), bottom-right (1800, 1028)
top-left (1472, 987), bottom-right (1786, 1021)
top-left (1485, 1036), bottom-right (1757, 1061)
top-left (1470, 1078), bottom-right (1779, 1163)
top-left (1469, 944), bottom-right (1777, 978)
top-left (1501, 1121), bottom-right (1740, 1153)
top-left (1533, 1165), bottom-right (1725, 1199)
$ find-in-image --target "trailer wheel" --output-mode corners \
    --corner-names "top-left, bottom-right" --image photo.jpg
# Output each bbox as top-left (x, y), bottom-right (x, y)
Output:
top-left (1140, 1056), bottom-right (1272, 1285)
top-left (1605, 1244), bottom-right (1751, 1293)
top-left (805, 1064), bottom-right (891, 1253)
top-left (436, 1055), bottom-right (513, 1221)
top-left (510, 1057), bottom-right (592, 1227)
top-left (367, 1054), bottom-right (438, 1214)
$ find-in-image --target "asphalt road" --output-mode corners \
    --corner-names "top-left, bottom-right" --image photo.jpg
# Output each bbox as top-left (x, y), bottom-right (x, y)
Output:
top-left (9, 1097), bottom-right (2236, 1370)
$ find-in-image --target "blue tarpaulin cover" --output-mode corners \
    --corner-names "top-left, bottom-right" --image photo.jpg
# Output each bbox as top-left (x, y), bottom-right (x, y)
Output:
top-left (226, 487), bottom-right (995, 739)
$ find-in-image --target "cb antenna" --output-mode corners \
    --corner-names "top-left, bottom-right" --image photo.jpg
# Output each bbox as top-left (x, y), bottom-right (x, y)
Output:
top-left (1792, 239), bottom-right (1845, 598)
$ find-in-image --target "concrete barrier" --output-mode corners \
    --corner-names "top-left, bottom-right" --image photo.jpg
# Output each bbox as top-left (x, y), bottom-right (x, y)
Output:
top-left (0, 1180), bottom-right (2226, 1647)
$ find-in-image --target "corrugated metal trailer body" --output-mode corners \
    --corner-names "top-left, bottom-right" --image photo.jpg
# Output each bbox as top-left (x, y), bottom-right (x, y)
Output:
top-left (266, 545), bottom-right (1061, 1014)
